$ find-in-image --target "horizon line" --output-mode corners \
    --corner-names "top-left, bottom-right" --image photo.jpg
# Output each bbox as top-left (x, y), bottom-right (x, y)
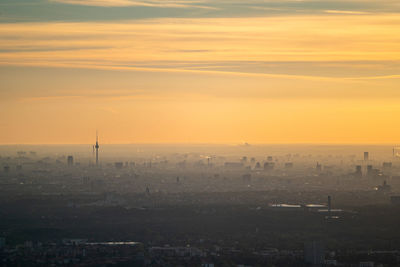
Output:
top-left (0, 142), bottom-right (399, 146)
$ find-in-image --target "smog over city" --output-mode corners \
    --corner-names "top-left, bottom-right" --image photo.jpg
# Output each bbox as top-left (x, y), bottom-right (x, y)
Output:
top-left (1, 0), bottom-right (400, 266)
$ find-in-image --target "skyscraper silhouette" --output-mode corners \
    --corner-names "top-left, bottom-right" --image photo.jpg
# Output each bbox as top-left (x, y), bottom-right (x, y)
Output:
top-left (67, 155), bottom-right (74, 167)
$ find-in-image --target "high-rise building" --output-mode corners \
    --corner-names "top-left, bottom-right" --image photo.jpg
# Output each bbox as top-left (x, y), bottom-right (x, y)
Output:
top-left (3, 166), bottom-right (9, 173)
top-left (316, 162), bottom-right (322, 172)
top-left (304, 241), bottom-right (325, 266)
top-left (355, 165), bottom-right (362, 178)
top-left (67, 155), bottom-right (74, 166)
top-left (383, 162), bottom-right (392, 169)
top-left (264, 162), bottom-right (274, 171)
top-left (364, 152), bottom-right (369, 161)
top-left (115, 162), bottom-right (123, 169)
top-left (224, 162), bottom-right (244, 169)
top-left (285, 162), bottom-right (293, 169)
top-left (393, 147), bottom-right (400, 158)
top-left (367, 165), bottom-right (373, 176)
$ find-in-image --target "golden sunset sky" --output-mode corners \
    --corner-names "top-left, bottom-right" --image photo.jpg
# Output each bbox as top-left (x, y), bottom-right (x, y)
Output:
top-left (1, 0), bottom-right (400, 144)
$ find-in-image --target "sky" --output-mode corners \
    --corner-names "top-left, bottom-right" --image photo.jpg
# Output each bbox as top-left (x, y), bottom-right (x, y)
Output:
top-left (1, 0), bottom-right (400, 144)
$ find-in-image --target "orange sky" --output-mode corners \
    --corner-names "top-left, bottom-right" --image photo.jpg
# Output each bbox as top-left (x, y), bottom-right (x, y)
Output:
top-left (1, 13), bottom-right (400, 144)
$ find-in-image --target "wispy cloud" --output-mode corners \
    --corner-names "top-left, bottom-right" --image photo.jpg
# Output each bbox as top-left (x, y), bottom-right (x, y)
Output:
top-left (1, 0), bottom-right (400, 23)
top-left (324, 10), bottom-right (371, 15)
top-left (50, 0), bottom-right (215, 9)
top-left (19, 89), bottom-right (149, 103)
top-left (2, 1), bottom-right (400, 145)
top-left (19, 95), bottom-right (83, 103)
top-left (1, 15), bottom-right (400, 80)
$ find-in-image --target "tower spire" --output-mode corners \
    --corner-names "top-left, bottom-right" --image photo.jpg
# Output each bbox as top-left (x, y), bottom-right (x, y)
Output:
top-left (95, 131), bottom-right (99, 166)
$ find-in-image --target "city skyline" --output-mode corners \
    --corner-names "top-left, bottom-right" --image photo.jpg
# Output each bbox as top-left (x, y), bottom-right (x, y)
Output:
top-left (3, 2), bottom-right (400, 265)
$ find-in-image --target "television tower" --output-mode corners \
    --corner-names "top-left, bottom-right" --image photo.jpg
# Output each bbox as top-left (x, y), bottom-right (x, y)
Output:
top-left (95, 131), bottom-right (99, 166)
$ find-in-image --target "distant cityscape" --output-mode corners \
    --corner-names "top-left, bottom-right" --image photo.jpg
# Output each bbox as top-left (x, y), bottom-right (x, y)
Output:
top-left (2, 140), bottom-right (400, 266)
top-left (2, 0), bottom-right (400, 265)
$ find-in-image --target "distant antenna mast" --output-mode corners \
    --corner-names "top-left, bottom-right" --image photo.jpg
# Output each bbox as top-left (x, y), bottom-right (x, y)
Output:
top-left (95, 131), bottom-right (100, 166)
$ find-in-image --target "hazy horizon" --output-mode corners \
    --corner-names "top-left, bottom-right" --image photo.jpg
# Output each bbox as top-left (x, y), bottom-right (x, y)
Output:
top-left (2, 2), bottom-right (400, 264)
top-left (1, 142), bottom-right (400, 146)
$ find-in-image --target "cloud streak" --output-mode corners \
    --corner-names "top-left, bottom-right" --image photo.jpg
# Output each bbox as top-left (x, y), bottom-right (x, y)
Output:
top-left (323, 10), bottom-right (371, 15)
top-left (47, 0), bottom-right (400, 14)
top-left (1, 15), bottom-right (400, 80)
top-left (1, 0), bottom-right (400, 23)
top-left (2, 1), bottom-right (400, 144)
top-left (50, 0), bottom-right (215, 9)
